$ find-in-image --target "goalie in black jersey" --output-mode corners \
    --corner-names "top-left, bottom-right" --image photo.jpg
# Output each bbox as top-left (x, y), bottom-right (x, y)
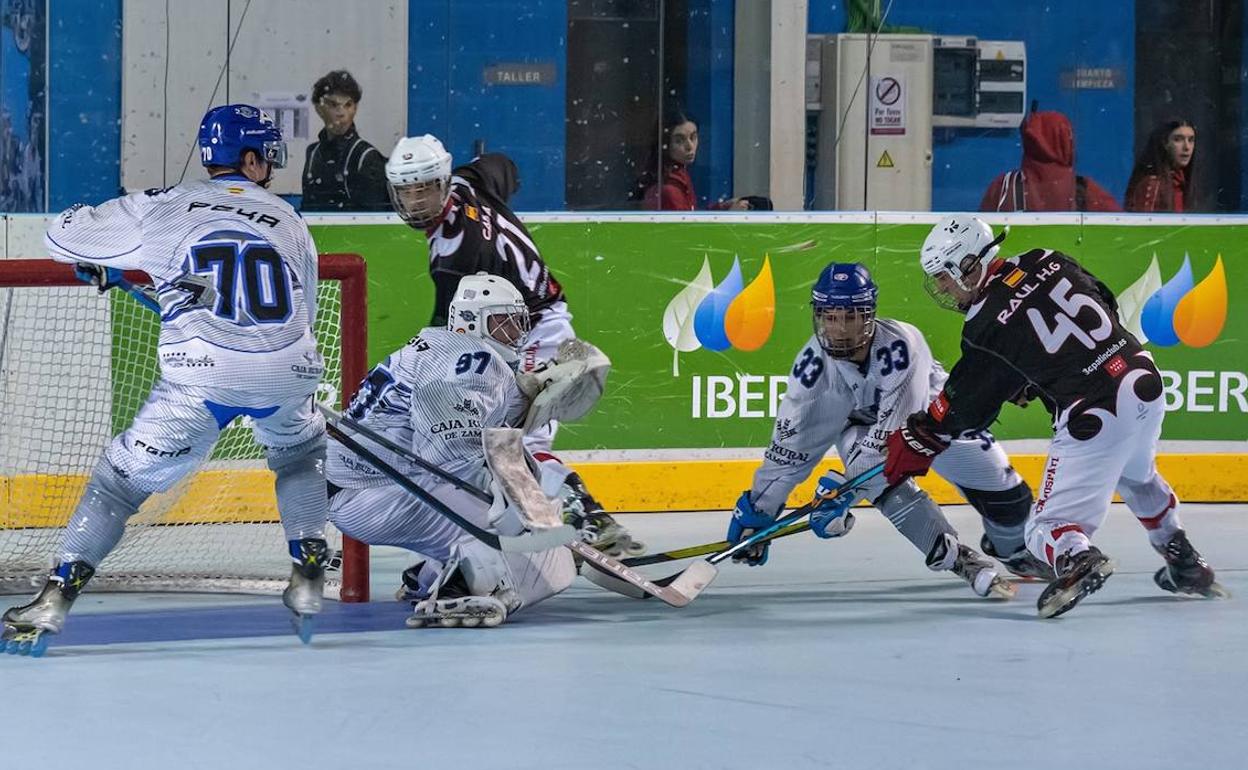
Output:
top-left (884, 215), bottom-right (1226, 618)
top-left (382, 135), bottom-right (642, 557)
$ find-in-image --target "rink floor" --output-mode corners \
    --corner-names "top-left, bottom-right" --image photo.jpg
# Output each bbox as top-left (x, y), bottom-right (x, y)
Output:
top-left (1, 504), bottom-right (1245, 770)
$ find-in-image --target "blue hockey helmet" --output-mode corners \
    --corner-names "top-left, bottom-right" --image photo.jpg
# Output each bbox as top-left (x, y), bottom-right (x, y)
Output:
top-left (197, 104), bottom-right (287, 171)
top-left (810, 262), bottom-right (878, 359)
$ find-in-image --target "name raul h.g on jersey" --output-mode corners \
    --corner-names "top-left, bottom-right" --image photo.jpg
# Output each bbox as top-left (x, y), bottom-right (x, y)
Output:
top-left (685, 369), bottom-right (1248, 419)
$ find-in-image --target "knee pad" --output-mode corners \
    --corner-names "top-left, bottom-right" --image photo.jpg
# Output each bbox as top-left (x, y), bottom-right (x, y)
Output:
top-left (875, 480), bottom-right (948, 531)
top-left (268, 432), bottom-right (328, 541)
top-left (105, 431), bottom-right (205, 494)
top-left (86, 454), bottom-right (150, 514)
top-left (876, 481), bottom-right (958, 561)
top-left (959, 481), bottom-right (1033, 528)
top-left (266, 432), bottom-right (327, 475)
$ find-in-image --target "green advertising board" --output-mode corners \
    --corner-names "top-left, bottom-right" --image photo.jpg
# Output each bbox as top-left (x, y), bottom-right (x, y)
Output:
top-left (309, 214), bottom-right (1246, 450)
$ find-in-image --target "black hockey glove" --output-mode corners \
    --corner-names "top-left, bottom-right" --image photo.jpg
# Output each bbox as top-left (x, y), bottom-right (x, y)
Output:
top-left (74, 263), bottom-right (125, 294)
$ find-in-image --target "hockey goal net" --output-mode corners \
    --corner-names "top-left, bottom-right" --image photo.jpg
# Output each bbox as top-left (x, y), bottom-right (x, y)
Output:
top-left (0, 254), bottom-right (370, 601)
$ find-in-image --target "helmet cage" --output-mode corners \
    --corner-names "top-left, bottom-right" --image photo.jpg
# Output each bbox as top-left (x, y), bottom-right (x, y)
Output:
top-left (482, 302), bottom-right (532, 351)
top-left (389, 178), bottom-right (450, 228)
top-left (260, 140), bottom-right (288, 169)
top-left (813, 305), bottom-right (876, 358)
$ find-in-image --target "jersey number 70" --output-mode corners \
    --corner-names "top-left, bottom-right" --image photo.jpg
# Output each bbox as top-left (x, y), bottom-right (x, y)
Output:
top-left (186, 239), bottom-right (293, 324)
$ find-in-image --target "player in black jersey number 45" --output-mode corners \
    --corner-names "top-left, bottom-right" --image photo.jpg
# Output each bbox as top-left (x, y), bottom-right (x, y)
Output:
top-left (382, 134), bottom-right (643, 558)
top-left (884, 215), bottom-right (1227, 618)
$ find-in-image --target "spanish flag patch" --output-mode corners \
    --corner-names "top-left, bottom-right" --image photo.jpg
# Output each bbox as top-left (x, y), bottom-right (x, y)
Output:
top-left (226, 186), bottom-right (244, 195)
top-left (1002, 268), bottom-right (1026, 287)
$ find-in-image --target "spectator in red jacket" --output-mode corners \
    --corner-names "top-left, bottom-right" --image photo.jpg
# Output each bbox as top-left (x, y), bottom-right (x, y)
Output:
top-left (1125, 119), bottom-right (1196, 212)
top-left (637, 107), bottom-right (770, 211)
top-left (979, 110), bottom-right (1120, 212)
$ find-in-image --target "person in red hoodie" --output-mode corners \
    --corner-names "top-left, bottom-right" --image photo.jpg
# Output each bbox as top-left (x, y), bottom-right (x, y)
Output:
top-left (979, 110), bottom-right (1120, 212)
top-left (638, 107), bottom-right (771, 211)
top-left (1125, 119), bottom-right (1196, 212)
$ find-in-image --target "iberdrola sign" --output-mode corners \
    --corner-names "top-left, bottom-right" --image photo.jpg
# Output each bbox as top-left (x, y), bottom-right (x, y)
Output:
top-left (661, 255), bottom-right (775, 375)
top-left (1117, 253), bottom-right (1227, 348)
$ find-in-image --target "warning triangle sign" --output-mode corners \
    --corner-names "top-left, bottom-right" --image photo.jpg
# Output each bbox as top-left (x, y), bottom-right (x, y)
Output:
top-left (876, 150), bottom-right (894, 169)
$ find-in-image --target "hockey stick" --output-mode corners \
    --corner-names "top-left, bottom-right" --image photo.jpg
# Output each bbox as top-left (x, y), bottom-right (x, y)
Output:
top-left (614, 463), bottom-right (886, 598)
top-left (700, 462), bottom-right (882, 567)
top-left (319, 404), bottom-right (713, 607)
top-left (115, 276), bottom-right (161, 314)
top-left (621, 519), bottom-right (811, 568)
top-left (323, 420), bottom-right (576, 554)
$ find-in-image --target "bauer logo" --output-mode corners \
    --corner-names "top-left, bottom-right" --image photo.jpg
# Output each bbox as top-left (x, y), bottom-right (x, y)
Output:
top-left (661, 255), bottom-right (775, 376)
top-left (1117, 254), bottom-right (1227, 348)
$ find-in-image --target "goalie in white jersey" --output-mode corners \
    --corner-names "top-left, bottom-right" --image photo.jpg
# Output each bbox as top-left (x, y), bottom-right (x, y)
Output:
top-left (2, 105), bottom-right (332, 654)
top-left (326, 273), bottom-right (578, 628)
top-left (727, 263), bottom-right (1053, 599)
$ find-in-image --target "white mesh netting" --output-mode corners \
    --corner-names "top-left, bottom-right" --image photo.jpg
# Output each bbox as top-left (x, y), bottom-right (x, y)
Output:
top-left (0, 269), bottom-right (353, 595)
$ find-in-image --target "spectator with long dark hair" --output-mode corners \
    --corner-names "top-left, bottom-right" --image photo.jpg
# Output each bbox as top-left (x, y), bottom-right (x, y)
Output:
top-left (1125, 119), bottom-right (1196, 213)
top-left (637, 106), bottom-right (770, 211)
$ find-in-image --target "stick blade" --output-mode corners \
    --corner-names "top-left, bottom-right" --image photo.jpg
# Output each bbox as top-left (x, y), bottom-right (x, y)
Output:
top-left (666, 560), bottom-right (718, 602)
top-left (580, 561), bottom-right (650, 599)
top-left (498, 524), bottom-right (578, 553)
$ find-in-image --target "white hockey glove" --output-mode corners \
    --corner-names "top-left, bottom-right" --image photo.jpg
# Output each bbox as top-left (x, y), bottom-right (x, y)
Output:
top-left (516, 339), bottom-right (611, 431)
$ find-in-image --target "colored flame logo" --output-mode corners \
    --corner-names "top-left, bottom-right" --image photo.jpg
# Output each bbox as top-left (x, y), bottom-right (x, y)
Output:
top-left (661, 255), bottom-right (775, 375)
top-left (1117, 253), bottom-right (1226, 348)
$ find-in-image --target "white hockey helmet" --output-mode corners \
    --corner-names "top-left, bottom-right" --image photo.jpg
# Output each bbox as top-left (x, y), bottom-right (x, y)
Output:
top-left (919, 215), bottom-right (1008, 311)
top-left (448, 272), bottom-right (531, 360)
top-left (386, 134), bottom-right (453, 228)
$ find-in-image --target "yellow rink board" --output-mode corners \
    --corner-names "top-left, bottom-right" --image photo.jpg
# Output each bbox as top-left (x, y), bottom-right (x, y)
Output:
top-left (2, 453), bottom-right (1245, 527)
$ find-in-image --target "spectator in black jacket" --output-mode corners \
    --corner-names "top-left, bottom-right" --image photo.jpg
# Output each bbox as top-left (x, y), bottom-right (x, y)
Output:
top-left (300, 70), bottom-right (390, 211)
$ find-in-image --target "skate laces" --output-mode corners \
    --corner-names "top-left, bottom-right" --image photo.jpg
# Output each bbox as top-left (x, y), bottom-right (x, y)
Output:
top-left (1162, 532), bottom-right (1202, 567)
top-left (953, 546), bottom-right (990, 577)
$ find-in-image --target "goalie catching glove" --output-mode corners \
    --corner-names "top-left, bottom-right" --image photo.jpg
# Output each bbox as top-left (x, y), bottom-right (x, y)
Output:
top-left (516, 338), bottom-right (611, 431)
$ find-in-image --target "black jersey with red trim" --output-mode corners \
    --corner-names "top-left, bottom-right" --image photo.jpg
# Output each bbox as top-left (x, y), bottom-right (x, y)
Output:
top-left (424, 153), bottom-right (565, 327)
top-left (929, 248), bottom-right (1157, 437)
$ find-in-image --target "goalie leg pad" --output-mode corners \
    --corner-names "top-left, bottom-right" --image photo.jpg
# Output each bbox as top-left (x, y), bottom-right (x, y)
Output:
top-left (484, 428), bottom-right (563, 530)
top-left (267, 432), bottom-right (329, 542)
top-left (456, 538), bottom-right (576, 613)
top-left (57, 456), bottom-right (150, 567)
